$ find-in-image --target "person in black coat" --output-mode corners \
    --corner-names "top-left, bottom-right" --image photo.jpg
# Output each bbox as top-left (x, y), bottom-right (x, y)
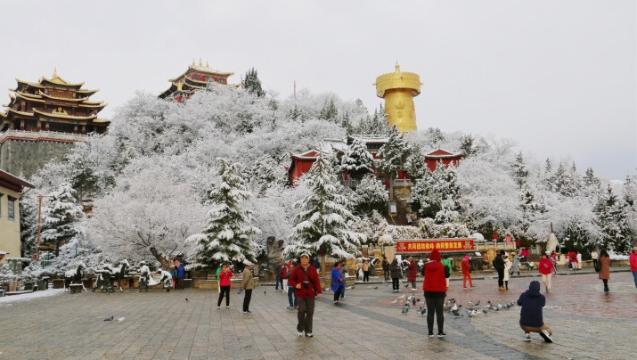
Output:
top-left (517, 280), bottom-right (553, 342)
top-left (390, 259), bottom-right (402, 292)
top-left (493, 250), bottom-right (506, 291)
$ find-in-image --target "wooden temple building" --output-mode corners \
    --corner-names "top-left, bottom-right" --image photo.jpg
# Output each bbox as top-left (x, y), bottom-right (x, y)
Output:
top-left (0, 69), bottom-right (109, 178)
top-left (159, 59), bottom-right (237, 101)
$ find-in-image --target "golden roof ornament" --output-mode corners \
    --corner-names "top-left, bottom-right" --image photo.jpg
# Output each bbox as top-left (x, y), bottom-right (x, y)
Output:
top-left (206, 61), bottom-right (210, 68)
top-left (199, 58), bottom-right (203, 67)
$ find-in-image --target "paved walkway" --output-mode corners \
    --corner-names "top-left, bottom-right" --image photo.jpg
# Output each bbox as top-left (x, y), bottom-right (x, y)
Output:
top-left (0, 268), bottom-right (635, 359)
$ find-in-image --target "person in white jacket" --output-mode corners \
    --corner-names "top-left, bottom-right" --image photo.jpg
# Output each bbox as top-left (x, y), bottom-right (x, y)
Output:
top-left (503, 254), bottom-right (513, 290)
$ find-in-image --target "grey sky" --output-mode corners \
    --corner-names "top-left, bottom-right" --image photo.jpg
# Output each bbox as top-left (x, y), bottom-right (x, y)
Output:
top-left (0, 1), bottom-right (634, 180)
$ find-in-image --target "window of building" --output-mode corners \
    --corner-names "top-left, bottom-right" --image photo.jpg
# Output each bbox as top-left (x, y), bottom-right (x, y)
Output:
top-left (7, 196), bottom-right (16, 221)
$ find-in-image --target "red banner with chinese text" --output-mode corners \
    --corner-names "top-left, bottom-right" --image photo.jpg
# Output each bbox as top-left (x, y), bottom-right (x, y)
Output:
top-left (395, 239), bottom-right (475, 253)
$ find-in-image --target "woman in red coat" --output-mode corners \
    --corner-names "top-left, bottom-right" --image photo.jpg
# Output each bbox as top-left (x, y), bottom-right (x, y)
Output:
top-left (538, 254), bottom-right (553, 293)
top-left (217, 263), bottom-right (233, 309)
top-left (423, 249), bottom-right (449, 337)
top-left (461, 255), bottom-right (473, 288)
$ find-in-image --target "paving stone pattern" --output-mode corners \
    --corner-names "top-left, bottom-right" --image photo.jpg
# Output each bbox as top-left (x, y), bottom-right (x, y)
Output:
top-left (0, 268), bottom-right (635, 359)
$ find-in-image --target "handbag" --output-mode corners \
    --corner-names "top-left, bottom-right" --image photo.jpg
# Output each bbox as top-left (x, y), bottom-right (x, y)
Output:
top-left (594, 261), bottom-right (601, 273)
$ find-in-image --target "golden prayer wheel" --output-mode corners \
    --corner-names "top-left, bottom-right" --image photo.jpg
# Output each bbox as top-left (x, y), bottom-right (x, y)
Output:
top-left (374, 63), bottom-right (422, 132)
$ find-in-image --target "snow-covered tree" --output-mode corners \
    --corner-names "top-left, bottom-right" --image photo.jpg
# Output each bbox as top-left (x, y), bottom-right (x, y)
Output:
top-left (403, 144), bottom-right (428, 180)
top-left (593, 185), bottom-right (633, 253)
top-left (283, 153), bottom-right (365, 270)
top-left (186, 158), bottom-right (261, 268)
top-left (40, 183), bottom-right (84, 257)
top-left (511, 152), bottom-right (529, 190)
top-left (412, 162), bottom-right (460, 219)
top-left (89, 170), bottom-right (204, 269)
top-left (375, 126), bottom-right (408, 179)
top-left (340, 138), bottom-right (374, 180)
top-left (242, 68), bottom-right (265, 97)
top-left (352, 175), bottom-right (388, 215)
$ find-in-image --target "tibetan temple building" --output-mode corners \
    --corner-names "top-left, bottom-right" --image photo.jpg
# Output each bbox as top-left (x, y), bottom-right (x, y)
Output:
top-left (0, 70), bottom-right (109, 178)
top-left (159, 60), bottom-right (237, 100)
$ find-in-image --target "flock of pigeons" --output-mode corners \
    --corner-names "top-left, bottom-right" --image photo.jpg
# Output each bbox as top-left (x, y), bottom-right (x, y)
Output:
top-left (389, 294), bottom-right (518, 318)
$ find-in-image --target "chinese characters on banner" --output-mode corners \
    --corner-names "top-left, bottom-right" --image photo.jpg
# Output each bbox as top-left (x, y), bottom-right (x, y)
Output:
top-left (395, 239), bottom-right (475, 253)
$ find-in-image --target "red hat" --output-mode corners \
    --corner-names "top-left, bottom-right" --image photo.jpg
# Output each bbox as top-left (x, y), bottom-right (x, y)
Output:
top-left (430, 249), bottom-right (441, 261)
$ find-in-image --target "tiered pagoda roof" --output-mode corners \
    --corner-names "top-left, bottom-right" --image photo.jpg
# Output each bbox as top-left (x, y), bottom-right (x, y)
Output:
top-left (159, 59), bottom-right (237, 99)
top-left (0, 69), bottom-right (109, 135)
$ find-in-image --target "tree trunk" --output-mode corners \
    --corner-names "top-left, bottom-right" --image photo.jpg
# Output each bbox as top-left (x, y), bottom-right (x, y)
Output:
top-left (149, 247), bottom-right (172, 270)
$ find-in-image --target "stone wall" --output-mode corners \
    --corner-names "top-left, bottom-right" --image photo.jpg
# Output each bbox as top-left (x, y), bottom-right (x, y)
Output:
top-left (0, 140), bottom-right (75, 179)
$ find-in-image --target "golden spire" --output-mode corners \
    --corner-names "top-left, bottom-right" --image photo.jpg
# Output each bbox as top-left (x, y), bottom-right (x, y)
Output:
top-left (206, 60), bottom-right (210, 68)
top-left (395, 61), bottom-right (400, 72)
top-left (199, 58), bottom-right (203, 67)
top-left (53, 67), bottom-right (58, 77)
top-left (192, 59), bottom-right (195, 66)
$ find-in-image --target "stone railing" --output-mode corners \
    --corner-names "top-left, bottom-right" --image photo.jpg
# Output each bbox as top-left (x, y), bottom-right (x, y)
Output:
top-left (0, 129), bottom-right (89, 143)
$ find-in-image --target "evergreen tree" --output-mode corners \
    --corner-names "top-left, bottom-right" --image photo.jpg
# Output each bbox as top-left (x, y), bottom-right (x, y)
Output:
top-left (283, 153), bottom-right (365, 269)
top-left (242, 68), bottom-right (265, 97)
top-left (318, 99), bottom-right (338, 122)
top-left (40, 183), bottom-right (84, 257)
top-left (352, 174), bottom-right (388, 215)
top-left (593, 185), bottom-right (632, 253)
top-left (459, 134), bottom-right (475, 158)
top-left (19, 193), bottom-right (38, 258)
top-left (550, 162), bottom-right (578, 197)
top-left (375, 126), bottom-right (409, 179)
top-left (511, 152), bottom-right (529, 190)
top-left (403, 144), bottom-right (427, 180)
top-left (340, 138), bottom-right (374, 180)
top-left (411, 162), bottom-right (460, 219)
top-left (424, 127), bottom-right (445, 146)
top-left (186, 158), bottom-right (261, 267)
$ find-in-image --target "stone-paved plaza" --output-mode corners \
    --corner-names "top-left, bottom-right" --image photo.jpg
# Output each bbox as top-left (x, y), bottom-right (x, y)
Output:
top-left (0, 268), bottom-right (635, 360)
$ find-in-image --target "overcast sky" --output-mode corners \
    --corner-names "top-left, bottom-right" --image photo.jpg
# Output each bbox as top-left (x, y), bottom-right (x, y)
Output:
top-left (0, 1), bottom-right (634, 180)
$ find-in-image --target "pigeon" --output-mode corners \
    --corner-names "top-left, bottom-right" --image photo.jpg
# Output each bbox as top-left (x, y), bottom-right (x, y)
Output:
top-left (373, 286), bottom-right (378, 289)
top-left (418, 307), bottom-right (427, 316)
top-left (404, 301), bottom-right (410, 308)
top-left (104, 316), bottom-right (114, 321)
top-left (397, 294), bottom-right (406, 299)
top-left (391, 299), bottom-right (398, 304)
top-left (116, 317), bottom-right (125, 322)
top-left (468, 309), bottom-right (479, 317)
top-left (264, 291), bottom-right (267, 295)
top-left (482, 308), bottom-right (489, 314)
top-left (346, 286), bottom-right (354, 290)
top-left (474, 300), bottom-right (480, 307)
top-left (185, 298), bottom-right (189, 302)
top-left (402, 306), bottom-right (409, 314)
top-left (448, 298), bottom-right (456, 304)
top-left (367, 286), bottom-right (372, 288)
top-left (411, 297), bottom-right (416, 306)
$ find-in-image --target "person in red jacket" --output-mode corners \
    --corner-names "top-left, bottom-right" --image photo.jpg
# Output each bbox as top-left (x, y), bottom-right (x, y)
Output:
top-left (423, 249), bottom-right (449, 338)
top-left (288, 253), bottom-right (322, 337)
top-left (217, 263), bottom-right (233, 309)
top-left (461, 255), bottom-right (473, 289)
top-left (538, 253), bottom-right (554, 293)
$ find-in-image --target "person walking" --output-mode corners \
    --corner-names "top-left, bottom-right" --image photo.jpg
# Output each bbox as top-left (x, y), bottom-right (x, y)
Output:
top-left (461, 255), bottom-right (473, 289)
top-left (390, 259), bottom-right (401, 293)
top-left (629, 246), bottom-right (637, 290)
top-left (423, 249), bottom-right (449, 338)
top-left (217, 263), bottom-right (233, 309)
top-left (503, 254), bottom-right (512, 290)
top-left (591, 248), bottom-right (599, 269)
top-left (576, 251), bottom-right (583, 270)
top-left (512, 253), bottom-right (521, 276)
top-left (441, 255), bottom-right (452, 289)
top-left (362, 259), bottom-right (370, 282)
top-left (517, 280), bottom-right (553, 343)
top-left (382, 256), bottom-right (390, 281)
top-left (274, 259), bottom-right (283, 291)
top-left (241, 261), bottom-right (255, 313)
top-left (598, 248), bottom-right (611, 293)
top-left (287, 261), bottom-right (298, 310)
top-left (174, 260), bottom-right (185, 290)
top-left (339, 260), bottom-right (347, 300)
top-left (281, 261), bottom-right (290, 294)
top-left (538, 253), bottom-right (553, 293)
top-left (493, 250), bottom-right (505, 291)
top-left (331, 262), bottom-right (345, 304)
top-left (407, 257), bottom-right (417, 290)
top-left (288, 253), bottom-right (322, 337)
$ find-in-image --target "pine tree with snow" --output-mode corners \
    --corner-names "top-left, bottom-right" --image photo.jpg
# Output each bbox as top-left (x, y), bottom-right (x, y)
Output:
top-left (283, 153), bottom-right (365, 271)
top-left (186, 158), bottom-right (261, 268)
top-left (511, 152), bottom-right (529, 190)
top-left (375, 126), bottom-right (409, 179)
top-left (40, 183), bottom-right (84, 257)
top-left (352, 174), bottom-right (388, 215)
top-left (593, 185), bottom-right (633, 253)
top-left (403, 144), bottom-right (427, 180)
top-left (243, 68), bottom-right (265, 97)
top-left (340, 137), bottom-right (374, 180)
top-left (412, 162), bottom-right (460, 219)
top-left (319, 98), bottom-right (338, 122)
top-left (19, 193), bottom-right (38, 258)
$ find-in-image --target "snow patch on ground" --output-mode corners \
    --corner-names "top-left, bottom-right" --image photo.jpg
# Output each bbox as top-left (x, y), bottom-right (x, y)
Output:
top-left (0, 288), bottom-right (65, 305)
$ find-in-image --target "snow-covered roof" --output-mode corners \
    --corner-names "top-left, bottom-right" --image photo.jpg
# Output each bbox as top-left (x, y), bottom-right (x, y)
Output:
top-left (424, 148), bottom-right (464, 158)
top-left (348, 135), bottom-right (389, 144)
top-left (0, 169), bottom-right (35, 192)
